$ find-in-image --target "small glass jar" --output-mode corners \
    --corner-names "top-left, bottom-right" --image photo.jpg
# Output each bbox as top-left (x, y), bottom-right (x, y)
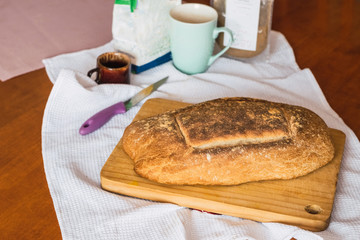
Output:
top-left (211, 0), bottom-right (274, 59)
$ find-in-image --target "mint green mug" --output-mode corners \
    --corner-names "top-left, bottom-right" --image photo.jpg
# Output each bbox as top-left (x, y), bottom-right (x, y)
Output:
top-left (170, 3), bottom-right (234, 75)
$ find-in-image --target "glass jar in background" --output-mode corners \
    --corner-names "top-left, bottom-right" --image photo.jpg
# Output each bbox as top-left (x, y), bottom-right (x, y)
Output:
top-left (211, 0), bottom-right (274, 59)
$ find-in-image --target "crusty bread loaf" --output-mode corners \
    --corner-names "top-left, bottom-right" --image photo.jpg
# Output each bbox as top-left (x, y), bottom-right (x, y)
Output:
top-left (122, 98), bottom-right (335, 185)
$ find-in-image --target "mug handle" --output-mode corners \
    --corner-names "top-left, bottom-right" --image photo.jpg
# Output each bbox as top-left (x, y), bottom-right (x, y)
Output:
top-left (208, 27), bottom-right (234, 66)
top-left (87, 67), bottom-right (101, 84)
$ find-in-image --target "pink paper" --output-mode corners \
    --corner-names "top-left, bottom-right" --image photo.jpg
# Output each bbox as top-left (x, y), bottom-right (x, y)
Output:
top-left (0, 0), bottom-right (114, 81)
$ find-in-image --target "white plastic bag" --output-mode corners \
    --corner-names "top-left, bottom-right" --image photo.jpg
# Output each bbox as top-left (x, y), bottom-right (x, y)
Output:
top-left (112, 0), bottom-right (181, 73)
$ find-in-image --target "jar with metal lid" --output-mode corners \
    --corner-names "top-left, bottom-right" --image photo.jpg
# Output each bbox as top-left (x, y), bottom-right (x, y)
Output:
top-left (211, 0), bottom-right (274, 59)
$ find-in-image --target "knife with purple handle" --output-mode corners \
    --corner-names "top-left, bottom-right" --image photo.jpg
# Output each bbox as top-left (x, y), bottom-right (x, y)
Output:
top-left (79, 76), bottom-right (168, 135)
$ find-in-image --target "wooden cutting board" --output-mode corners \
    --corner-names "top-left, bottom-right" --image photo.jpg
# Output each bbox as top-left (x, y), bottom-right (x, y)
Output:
top-left (100, 98), bottom-right (346, 232)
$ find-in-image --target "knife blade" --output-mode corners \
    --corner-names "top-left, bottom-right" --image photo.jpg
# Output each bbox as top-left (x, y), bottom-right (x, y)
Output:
top-left (79, 76), bottom-right (168, 135)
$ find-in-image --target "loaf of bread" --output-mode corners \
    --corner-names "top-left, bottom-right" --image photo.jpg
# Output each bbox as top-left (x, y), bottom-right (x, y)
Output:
top-left (122, 98), bottom-right (335, 185)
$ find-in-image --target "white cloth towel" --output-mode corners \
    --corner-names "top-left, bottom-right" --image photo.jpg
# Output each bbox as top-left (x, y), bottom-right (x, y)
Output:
top-left (42, 31), bottom-right (360, 240)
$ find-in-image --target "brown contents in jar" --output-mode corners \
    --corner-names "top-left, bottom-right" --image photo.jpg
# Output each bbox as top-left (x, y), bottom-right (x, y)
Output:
top-left (213, 0), bottom-right (274, 58)
top-left (217, 25), bottom-right (269, 58)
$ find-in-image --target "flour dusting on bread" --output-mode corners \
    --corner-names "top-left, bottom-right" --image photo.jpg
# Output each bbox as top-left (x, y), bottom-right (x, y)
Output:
top-left (122, 97), bottom-right (335, 185)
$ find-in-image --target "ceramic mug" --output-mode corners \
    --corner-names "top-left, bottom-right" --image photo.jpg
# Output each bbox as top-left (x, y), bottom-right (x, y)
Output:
top-left (169, 3), bottom-right (234, 75)
top-left (87, 52), bottom-right (130, 84)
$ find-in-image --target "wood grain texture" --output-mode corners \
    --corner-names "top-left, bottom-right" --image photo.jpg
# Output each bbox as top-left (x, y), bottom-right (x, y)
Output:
top-left (272, 0), bottom-right (360, 138)
top-left (101, 98), bottom-right (345, 232)
top-left (1, 0), bottom-right (359, 239)
top-left (0, 69), bottom-right (61, 239)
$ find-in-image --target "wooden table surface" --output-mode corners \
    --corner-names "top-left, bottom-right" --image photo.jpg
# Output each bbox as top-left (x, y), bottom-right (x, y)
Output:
top-left (1, 1), bottom-right (359, 239)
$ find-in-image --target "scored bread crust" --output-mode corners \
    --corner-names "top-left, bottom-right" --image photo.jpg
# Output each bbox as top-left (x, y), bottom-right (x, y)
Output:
top-left (122, 98), bottom-right (335, 185)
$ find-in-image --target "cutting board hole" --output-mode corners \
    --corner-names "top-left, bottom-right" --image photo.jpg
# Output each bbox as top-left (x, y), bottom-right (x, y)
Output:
top-left (305, 204), bottom-right (322, 214)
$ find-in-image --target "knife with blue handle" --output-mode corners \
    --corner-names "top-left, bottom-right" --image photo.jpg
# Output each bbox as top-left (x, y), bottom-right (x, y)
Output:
top-left (79, 76), bottom-right (168, 135)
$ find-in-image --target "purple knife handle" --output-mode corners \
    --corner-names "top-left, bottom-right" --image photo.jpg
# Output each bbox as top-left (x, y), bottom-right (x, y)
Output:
top-left (79, 102), bottom-right (126, 135)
